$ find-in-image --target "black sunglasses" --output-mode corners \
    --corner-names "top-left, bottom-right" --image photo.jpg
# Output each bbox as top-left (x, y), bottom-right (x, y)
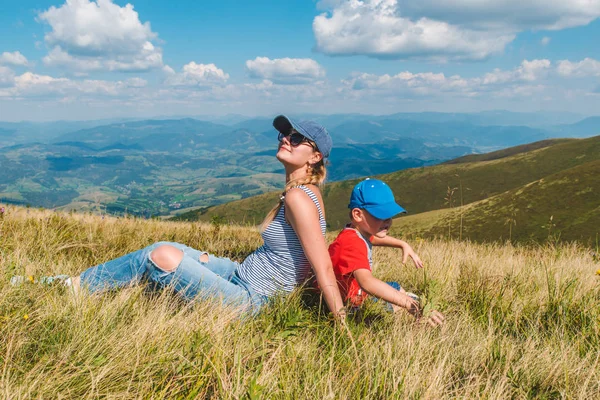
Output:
top-left (278, 131), bottom-right (316, 150)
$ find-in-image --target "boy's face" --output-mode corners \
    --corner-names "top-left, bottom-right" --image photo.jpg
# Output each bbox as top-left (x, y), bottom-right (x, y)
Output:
top-left (351, 208), bottom-right (393, 238)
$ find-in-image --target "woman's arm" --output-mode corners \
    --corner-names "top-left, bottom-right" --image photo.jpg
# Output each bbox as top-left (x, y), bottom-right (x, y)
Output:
top-left (370, 235), bottom-right (423, 269)
top-left (285, 188), bottom-right (346, 318)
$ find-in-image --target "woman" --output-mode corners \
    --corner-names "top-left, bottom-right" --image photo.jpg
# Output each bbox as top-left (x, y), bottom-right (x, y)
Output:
top-left (62, 116), bottom-right (345, 317)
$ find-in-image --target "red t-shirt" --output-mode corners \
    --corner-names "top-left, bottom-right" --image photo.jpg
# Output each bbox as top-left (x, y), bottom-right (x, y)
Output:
top-left (328, 227), bottom-right (373, 307)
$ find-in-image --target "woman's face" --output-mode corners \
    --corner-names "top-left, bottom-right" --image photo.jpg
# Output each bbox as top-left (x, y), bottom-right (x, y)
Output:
top-left (276, 133), bottom-right (321, 169)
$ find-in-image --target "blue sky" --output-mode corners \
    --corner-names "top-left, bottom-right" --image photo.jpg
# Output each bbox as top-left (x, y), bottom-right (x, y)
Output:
top-left (1, 0), bottom-right (599, 121)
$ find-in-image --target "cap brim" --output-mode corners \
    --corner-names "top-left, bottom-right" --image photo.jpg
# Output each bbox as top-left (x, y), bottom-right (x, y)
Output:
top-left (365, 203), bottom-right (407, 220)
top-left (273, 115), bottom-right (293, 135)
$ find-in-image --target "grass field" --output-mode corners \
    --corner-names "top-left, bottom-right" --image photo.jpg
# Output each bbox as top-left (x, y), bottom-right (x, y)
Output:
top-left (1, 204), bottom-right (599, 398)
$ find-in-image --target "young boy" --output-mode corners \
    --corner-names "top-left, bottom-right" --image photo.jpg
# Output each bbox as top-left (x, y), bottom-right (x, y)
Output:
top-left (329, 178), bottom-right (444, 326)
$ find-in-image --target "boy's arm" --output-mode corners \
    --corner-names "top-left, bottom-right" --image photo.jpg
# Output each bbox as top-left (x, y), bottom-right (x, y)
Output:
top-left (369, 235), bottom-right (424, 269)
top-left (353, 269), bottom-right (420, 316)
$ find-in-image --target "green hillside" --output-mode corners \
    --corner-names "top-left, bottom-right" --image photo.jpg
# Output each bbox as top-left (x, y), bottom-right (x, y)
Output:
top-left (443, 138), bottom-right (569, 164)
top-left (391, 159), bottom-right (600, 243)
top-left (174, 135), bottom-right (600, 243)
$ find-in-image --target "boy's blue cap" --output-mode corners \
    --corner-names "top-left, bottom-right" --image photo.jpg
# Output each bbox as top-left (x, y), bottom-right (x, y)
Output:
top-left (349, 178), bottom-right (406, 220)
top-left (273, 115), bottom-right (332, 159)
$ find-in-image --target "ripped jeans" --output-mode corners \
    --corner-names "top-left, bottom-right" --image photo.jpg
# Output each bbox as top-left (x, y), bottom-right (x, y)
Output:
top-left (80, 241), bottom-right (267, 313)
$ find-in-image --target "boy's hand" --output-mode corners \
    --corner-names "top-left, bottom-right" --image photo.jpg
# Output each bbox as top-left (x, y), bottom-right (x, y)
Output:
top-left (400, 293), bottom-right (421, 318)
top-left (401, 244), bottom-right (424, 269)
top-left (418, 310), bottom-right (445, 328)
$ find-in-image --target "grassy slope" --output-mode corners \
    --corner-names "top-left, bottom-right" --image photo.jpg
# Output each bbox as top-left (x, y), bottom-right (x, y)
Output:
top-left (1, 204), bottom-right (599, 398)
top-left (175, 136), bottom-right (600, 241)
top-left (442, 138), bottom-right (570, 164)
top-left (391, 159), bottom-right (600, 243)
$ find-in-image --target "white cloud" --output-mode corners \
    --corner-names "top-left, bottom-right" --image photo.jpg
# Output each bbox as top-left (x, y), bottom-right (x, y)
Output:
top-left (395, 1), bottom-right (600, 31)
top-left (245, 57), bottom-right (326, 84)
top-left (1, 71), bottom-right (146, 99)
top-left (345, 71), bottom-right (460, 91)
top-left (162, 65), bottom-right (176, 75)
top-left (14, 72), bottom-right (66, 87)
top-left (164, 62), bottom-right (229, 87)
top-left (0, 51), bottom-right (28, 66)
top-left (11, 72), bottom-right (72, 98)
top-left (2, 55), bottom-right (598, 118)
top-left (241, 79), bottom-right (328, 99)
top-left (42, 47), bottom-right (102, 71)
top-left (342, 59), bottom-right (552, 98)
top-left (342, 71), bottom-right (472, 98)
top-left (148, 75), bottom-right (331, 110)
top-left (541, 37), bottom-right (551, 46)
top-left (314, 0), bottom-right (600, 61)
top-left (0, 66), bottom-right (16, 88)
top-left (479, 59), bottom-right (551, 84)
top-left (38, 0), bottom-right (162, 72)
top-left (125, 77), bottom-right (147, 88)
top-left (556, 58), bottom-right (600, 77)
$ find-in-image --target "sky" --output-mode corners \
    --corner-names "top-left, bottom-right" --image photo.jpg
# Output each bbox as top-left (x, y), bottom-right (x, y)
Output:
top-left (1, 0), bottom-right (600, 121)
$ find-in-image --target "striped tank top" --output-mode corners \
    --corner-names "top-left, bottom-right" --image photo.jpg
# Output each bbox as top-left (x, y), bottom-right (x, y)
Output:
top-left (237, 185), bottom-right (326, 297)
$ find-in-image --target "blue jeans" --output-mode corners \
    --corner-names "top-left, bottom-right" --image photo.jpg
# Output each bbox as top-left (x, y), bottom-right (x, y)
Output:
top-left (80, 241), bottom-right (267, 313)
top-left (372, 281), bottom-right (402, 312)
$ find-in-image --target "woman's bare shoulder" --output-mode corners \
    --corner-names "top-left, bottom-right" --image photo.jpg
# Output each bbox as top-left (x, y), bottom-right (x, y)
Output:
top-left (301, 184), bottom-right (325, 211)
top-left (284, 185), bottom-right (323, 217)
top-left (284, 187), bottom-right (322, 228)
top-left (284, 186), bottom-right (313, 204)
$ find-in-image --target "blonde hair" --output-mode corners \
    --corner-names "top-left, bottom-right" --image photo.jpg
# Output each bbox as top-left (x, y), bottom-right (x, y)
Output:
top-left (260, 155), bottom-right (327, 232)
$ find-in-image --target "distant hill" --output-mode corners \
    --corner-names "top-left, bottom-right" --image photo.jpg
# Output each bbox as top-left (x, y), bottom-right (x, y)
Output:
top-left (561, 116), bottom-right (600, 137)
top-left (52, 118), bottom-right (233, 149)
top-left (443, 139), bottom-right (570, 164)
top-left (328, 118), bottom-right (550, 148)
top-left (175, 135), bottom-right (600, 244)
top-left (0, 118), bottom-right (143, 148)
top-left (0, 127), bottom-right (16, 137)
top-left (299, 110), bottom-right (585, 128)
top-left (379, 110), bottom-right (585, 127)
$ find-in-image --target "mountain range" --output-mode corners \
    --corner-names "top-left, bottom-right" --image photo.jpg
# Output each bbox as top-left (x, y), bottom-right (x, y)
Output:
top-left (1, 111), bottom-right (599, 223)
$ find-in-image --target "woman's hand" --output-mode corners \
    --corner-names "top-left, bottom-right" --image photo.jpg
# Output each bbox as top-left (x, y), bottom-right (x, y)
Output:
top-left (336, 306), bottom-right (348, 322)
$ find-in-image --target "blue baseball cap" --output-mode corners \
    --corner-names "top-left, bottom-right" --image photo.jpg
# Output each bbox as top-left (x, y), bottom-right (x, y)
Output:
top-left (273, 115), bottom-right (333, 159)
top-left (348, 179), bottom-right (406, 220)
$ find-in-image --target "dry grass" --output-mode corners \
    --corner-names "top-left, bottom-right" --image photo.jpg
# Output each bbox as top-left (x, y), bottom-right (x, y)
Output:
top-left (1, 204), bottom-right (599, 399)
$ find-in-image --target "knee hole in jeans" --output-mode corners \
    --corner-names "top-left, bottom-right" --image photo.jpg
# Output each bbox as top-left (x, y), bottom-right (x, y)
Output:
top-left (150, 245), bottom-right (184, 272)
top-left (199, 253), bottom-right (209, 263)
